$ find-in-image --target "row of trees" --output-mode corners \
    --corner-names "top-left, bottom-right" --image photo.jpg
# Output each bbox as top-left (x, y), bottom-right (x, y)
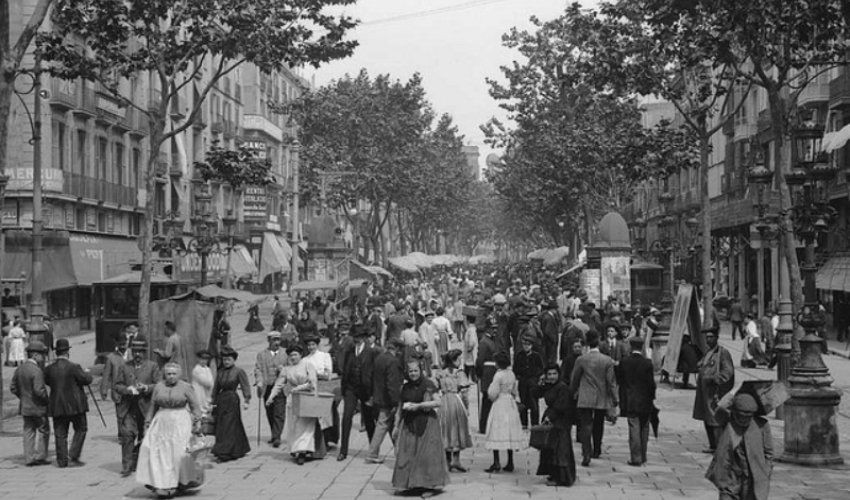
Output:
top-left (289, 69), bottom-right (498, 264)
top-left (0, 0), bottom-right (359, 337)
top-left (485, 0), bottom-right (850, 324)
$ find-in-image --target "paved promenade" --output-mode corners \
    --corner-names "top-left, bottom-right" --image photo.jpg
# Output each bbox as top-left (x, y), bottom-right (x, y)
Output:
top-left (1, 306), bottom-right (849, 499)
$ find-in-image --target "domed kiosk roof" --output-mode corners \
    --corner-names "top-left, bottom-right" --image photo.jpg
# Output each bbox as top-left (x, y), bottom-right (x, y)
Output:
top-left (595, 212), bottom-right (631, 249)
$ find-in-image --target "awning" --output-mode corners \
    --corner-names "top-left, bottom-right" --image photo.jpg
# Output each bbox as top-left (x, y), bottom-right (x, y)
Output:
top-left (171, 284), bottom-right (266, 304)
top-left (821, 124), bottom-right (850, 153)
top-left (258, 232), bottom-right (289, 282)
top-left (556, 262), bottom-right (584, 280)
top-left (350, 260), bottom-right (392, 280)
top-left (277, 235), bottom-right (304, 269)
top-left (816, 256), bottom-right (850, 292)
top-left (228, 244), bottom-right (257, 278)
top-left (2, 230), bottom-right (140, 292)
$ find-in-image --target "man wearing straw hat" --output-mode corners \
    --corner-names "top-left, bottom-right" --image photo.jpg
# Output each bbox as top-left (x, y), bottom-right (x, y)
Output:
top-left (254, 330), bottom-right (288, 447)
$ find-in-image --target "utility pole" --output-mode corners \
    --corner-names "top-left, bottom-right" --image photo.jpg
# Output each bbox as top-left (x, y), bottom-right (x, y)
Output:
top-left (26, 52), bottom-right (48, 345)
top-left (290, 140), bottom-right (300, 290)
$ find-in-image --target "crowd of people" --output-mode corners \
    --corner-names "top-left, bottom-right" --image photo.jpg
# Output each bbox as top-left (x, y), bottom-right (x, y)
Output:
top-left (8, 262), bottom-right (775, 499)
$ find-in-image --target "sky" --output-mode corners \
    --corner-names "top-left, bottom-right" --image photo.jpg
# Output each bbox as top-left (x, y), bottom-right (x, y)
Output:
top-left (311, 0), bottom-right (598, 173)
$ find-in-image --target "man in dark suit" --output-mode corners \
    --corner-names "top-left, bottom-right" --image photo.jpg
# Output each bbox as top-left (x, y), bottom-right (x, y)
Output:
top-left (43, 338), bottom-right (93, 468)
top-left (365, 338), bottom-right (404, 463)
top-left (114, 339), bottom-right (161, 476)
top-left (617, 336), bottom-right (656, 466)
top-left (514, 336), bottom-right (544, 428)
top-left (338, 324), bottom-right (377, 461)
top-left (10, 341), bottom-right (50, 466)
top-left (599, 323), bottom-right (629, 364)
top-left (570, 329), bottom-right (618, 467)
top-left (539, 301), bottom-right (561, 364)
top-left (476, 318), bottom-right (498, 433)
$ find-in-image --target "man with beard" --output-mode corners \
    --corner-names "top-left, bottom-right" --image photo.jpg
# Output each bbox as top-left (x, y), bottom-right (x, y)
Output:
top-left (514, 336), bottom-right (544, 429)
top-left (337, 324), bottom-right (377, 461)
top-left (706, 393), bottom-right (773, 499)
top-left (114, 339), bottom-right (161, 476)
top-left (693, 326), bottom-right (735, 453)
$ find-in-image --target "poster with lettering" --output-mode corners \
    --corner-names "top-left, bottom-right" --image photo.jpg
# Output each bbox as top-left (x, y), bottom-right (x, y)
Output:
top-left (600, 255), bottom-right (631, 305)
top-left (580, 269), bottom-right (601, 306)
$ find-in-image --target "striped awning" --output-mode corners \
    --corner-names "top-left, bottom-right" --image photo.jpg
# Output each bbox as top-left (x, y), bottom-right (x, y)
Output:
top-left (816, 256), bottom-right (850, 292)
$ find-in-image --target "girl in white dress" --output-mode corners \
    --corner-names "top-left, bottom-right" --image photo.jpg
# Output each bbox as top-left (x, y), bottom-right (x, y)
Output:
top-left (484, 352), bottom-right (525, 473)
top-left (191, 350), bottom-right (214, 414)
top-left (8, 321), bottom-right (27, 366)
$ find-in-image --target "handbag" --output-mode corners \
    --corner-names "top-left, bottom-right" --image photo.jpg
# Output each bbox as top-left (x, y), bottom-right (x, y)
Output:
top-left (529, 424), bottom-right (555, 450)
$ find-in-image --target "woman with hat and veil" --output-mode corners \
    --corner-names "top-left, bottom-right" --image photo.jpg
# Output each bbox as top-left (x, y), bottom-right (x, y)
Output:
top-left (210, 346), bottom-right (251, 462)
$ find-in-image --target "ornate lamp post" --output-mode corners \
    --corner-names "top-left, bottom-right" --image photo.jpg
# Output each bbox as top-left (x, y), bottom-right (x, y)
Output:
top-left (647, 188), bottom-right (677, 371)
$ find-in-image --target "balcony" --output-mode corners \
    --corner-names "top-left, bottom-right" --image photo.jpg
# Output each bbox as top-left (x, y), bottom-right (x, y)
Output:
top-left (242, 114), bottom-right (283, 141)
top-left (50, 78), bottom-right (78, 110)
top-left (71, 83), bottom-right (97, 118)
top-left (721, 115), bottom-right (734, 136)
top-left (210, 121), bottom-right (224, 135)
top-left (63, 172), bottom-right (137, 207)
top-left (830, 70), bottom-right (850, 110)
top-left (798, 80), bottom-right (830, 108)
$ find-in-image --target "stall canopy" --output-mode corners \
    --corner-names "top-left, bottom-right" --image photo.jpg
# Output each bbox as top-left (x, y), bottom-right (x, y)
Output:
top-left (816, 256), bottom-right (850, 292)
top-left (291, 278), bottom-right (368, 293)
top-left (2, 230), bottom-right (140, 292)
top-left (171, 284), bottom-right (265, 304)
top-left (388, 252), bottom-right (470, 272)
top-left (469, 254), bottom-right (496, 265)
top-left (350, 260), bottom-right (392, 280)
top-left (527, 247), bottom-right (571, 265)
top-left (258, 232), bottom-right (289, 282)
top-left (229, 244), bottom-right (257, 279)
top-left (556, 262), bottom-right (584, 280)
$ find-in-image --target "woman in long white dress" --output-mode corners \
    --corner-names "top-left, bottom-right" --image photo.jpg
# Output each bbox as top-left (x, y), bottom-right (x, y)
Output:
top-left (484, 352), bottom-right (525, 473)
top-left (191, 350), bottom-right (214, 414)
top-left (267, 345), bottom-right (326, 464)
top-left (137, 362), bottom-right (202, 498)
top-left (8, 321), bottom-right (27, 366)
top-left (303, 335), bottom-right (335, 437)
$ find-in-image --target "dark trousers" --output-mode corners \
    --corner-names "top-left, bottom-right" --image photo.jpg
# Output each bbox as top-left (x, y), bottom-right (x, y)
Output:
top-left (22, 415), bottom-right (50, 464)
top-left (517, 378), bottom-right (540, 427)
top-left (340, 388), bottom-right (375, 455)
top-left (704, 422), bottom-right (721, 450)
top-left (53, 413), bottom-right (88, 466)
top-left (731, 321), bottom-right (744, 340)
top-left (628, 415), bottom-right (650, 464)
top-left (324, 395), bottom-right (341, 444)
top-left (577, 408), bottom-right (606, 460)
top-left (479, 395), bottom-right (493, 434)
top-left (263, 385), bottom-right (286, 442)
top-left (118, 404), bottom-right (145, 473)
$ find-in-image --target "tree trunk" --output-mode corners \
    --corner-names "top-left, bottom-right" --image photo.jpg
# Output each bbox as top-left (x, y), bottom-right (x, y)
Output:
top-left (0, 75), bottom-right (13, 185)
top-left (397, 210), bottom-right (407, 255)
top-left (137, 123), bottom-right (163, 338)
top-left (768, 91), bottom-right (804, 314)
top-left (699, 130), bottom-right (714, 329)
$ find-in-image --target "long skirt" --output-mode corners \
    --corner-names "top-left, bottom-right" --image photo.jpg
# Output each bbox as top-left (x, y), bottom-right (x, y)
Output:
top-left (536, 425), bottom-right (576, 486)
top-left (245, 315), bottom-right (264, 333)
top-left (392, 413), bottom-right (450, 491)
top-left (8, 338), bottom-right (25, 363)
top-left (136, 408), bottom-right (197, 490)
top-left (211, 391), bottom-right (250, 461)
top-left (282, 399), bottom-right (327, 457)
top-left (439, 392), bottom-right (472, 451)
top-left (485, 394), bottom-right (525, 450)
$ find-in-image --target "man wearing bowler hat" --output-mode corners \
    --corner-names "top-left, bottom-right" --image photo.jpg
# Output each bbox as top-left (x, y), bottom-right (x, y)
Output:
top-left (114, 339), bottom-right (161, 476)
top-left (10, 341), bottom-right (51, 466)
top-left (337, 323), bottom-right (377, 461)
top-left (44, 338), bottom-right (93, 468)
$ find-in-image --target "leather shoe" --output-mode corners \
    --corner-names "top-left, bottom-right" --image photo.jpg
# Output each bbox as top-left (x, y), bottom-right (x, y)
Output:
top-left (120, 470), bottom-right (133, 477)
top-left (365, 457), bottom-right (384, 464)
top-left (484, 464), bottom-right (501, 473)
top-left (702, 447), bottom-right (716, 454)
top-left (25, 459), bottom-right (50, 467)
top-left (295, 455), bottom-right (305, 466)
top-left (592, 451), bottom-right (601, 459)
top-left (449, 464), bottom-right (467, 472)
top-left (337, 453), bottom-right (347, 461)
top-left (502, 463), bottom-right (514, 472)
top-left (69, 460), bottom-right (85, 468)
top-left (627, 461), bottom-right (642, 467)
top-left (271, 439), bottom-right (281, 448)
top-left (581, 457), bottom-right (591, 467)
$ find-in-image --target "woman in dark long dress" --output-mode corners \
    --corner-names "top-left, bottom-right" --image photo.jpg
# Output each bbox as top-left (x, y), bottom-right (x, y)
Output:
top-left (211, 346), bottom-right (251, 462)
top-left (392, 360), bottom-right (450, 497)
top-left (534, 364), bottom-right (577, 487)
top-left (245, 305), bottom-right (264, 332)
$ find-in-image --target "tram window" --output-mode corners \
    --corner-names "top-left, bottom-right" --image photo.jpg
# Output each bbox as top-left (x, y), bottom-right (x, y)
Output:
top-left (104, 286), bottom-right (140, 318)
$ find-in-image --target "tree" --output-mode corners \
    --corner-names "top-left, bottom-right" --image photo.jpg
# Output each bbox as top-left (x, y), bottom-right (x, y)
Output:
top-left (39, 0), bottom-right (357, 337)
top-left (194, 145), bottom-right (274, 189)
top-left (0, 0), bottom-right (53, 203)
top-left (287, 70), bottom-right (433, 265)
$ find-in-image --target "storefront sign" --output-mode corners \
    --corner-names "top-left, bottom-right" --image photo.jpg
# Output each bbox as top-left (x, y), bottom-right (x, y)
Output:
top-left (242, 185), bottom-right (267, 220)
top-left (6, 167), bottom-right (64, 192)
top-left (174, 251), bottom-right (226, 283)
top-left (242, 140), bottom-right (267, 159)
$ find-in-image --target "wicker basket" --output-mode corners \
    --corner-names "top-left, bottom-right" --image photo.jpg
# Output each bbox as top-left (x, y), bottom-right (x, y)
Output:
top-left (291, 391), bottom-right (334, 419)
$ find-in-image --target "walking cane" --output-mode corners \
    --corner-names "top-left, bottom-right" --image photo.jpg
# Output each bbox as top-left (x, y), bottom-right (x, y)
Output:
top-left (87, 384), bottom-right (107, 428)
top-left (257, 394), bottom-right (262, 446)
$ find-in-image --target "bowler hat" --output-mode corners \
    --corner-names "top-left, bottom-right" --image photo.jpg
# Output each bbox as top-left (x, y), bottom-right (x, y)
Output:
top-left (195, 349), bottom-right (212, 359)
top-left (131, 339), bottom-right (148, 351)
top-left (54, 338), bottom-right (71, 352)
top-left (267, 330), bottom-right (282, 339)
top-left (26, 341), bottom-right (48, 353)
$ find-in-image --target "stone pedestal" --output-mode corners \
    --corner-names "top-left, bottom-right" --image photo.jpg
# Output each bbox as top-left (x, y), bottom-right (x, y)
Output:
top-left (778, 332), bottom-right (844, 465)
top-left (650, 295), bottom-right (672, 373)
top-left (774, 299), bottom-right (794, 420)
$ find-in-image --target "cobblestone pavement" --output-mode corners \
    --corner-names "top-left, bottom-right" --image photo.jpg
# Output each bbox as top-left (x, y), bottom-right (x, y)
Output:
top-left (1, 306), bottom-right (850, 500)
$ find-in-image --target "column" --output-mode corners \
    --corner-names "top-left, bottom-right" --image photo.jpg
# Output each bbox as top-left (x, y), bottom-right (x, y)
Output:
top-left (757, 246), bottom-right (765, 319)
top-left (771, 247), bottom-right (779, 311)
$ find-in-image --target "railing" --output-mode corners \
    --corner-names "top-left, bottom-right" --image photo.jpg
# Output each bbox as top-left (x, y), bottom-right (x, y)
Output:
top-left (50, 78), bottom-right (78, 109)
top-left (829, 70), bottom-right (850, 109)
top-left (63, 172), bottom-right (137, 207)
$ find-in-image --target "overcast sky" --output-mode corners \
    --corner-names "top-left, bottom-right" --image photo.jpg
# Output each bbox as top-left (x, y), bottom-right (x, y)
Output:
top-left (312, 0), bottom-right (597, 171)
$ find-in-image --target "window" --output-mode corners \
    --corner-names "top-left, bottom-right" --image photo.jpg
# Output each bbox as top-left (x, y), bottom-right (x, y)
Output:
top-left (75, 207), bottom-right (85, 230)
top-left (114, 142), bottom-right (124, 185)
top-left (97, 211), bottom-right (106, 232)
top-left (75, 129), bottom-right (87, 175)
top-left (96, 137), bottom-right (108, 180)
top-left (52, 121), bottom-right (67, 170)
top-left (131, 147), bottom-right (141, 189)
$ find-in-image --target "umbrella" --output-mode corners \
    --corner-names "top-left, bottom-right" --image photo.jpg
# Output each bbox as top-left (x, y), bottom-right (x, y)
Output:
top-left (650, 405), bottom-right (660, 438)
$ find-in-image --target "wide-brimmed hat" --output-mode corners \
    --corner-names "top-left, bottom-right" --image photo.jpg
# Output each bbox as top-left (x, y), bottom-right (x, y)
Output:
top-left (195, 349), bottom-right (213, 359)
top-left (302, 334), bottom-right (321, 345)
top-left (130, 339), bottom-right (148, 351)
top-left (54, 338), bottom-right (71, 352)
top-left (219, 345), bottom-right (238, 360)
top-left (26, 341), bottom-right (48, 353)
